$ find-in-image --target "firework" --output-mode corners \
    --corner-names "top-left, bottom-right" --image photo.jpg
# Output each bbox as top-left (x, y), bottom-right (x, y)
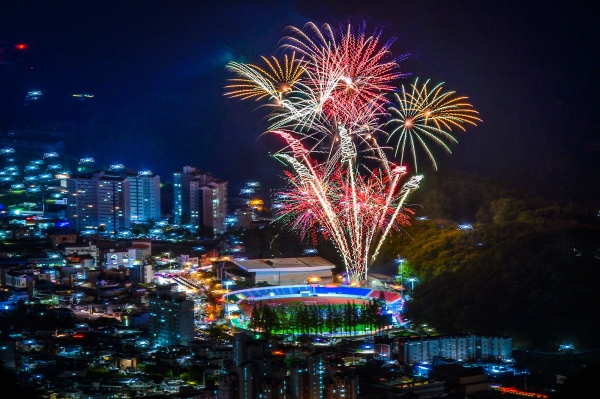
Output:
top-left (226, 21), bottom-right (479, 281)
top-left (387, 79), bottom-right (481, 171)
top-left (270, 129), bottom-right (421, 280)
top-left (225, 53), bottom-right (305, 101)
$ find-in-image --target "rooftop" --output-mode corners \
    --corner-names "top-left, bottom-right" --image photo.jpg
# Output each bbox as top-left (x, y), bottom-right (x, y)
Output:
top-left (232, 256), bottom-right (335, 272)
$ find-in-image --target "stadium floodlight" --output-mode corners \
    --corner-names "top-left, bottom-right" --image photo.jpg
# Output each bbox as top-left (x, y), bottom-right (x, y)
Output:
top-left (246, 181), bottom-right (260, 187)
top-left (458, 223), bottom-right (473, 230)
top-left (43, 152), bottom-right (59, 158)
top-left (10, 183), bottom-right (24, 190)
top-left (5, 166), bottom-right (18, 171)
top-left (0, 148), bottom-right (15, 155)
top-left (27, 187), bottom-right (41, 193)
top-left (109, 164), bottom-right (125, 170)
top-left (31, 160), bottom-right (44, 165)
top-left (2, 177), bottom-right (14, 182)
top-left (47, 164), bottom-right (62, 170)
top-left (79, 157), bottom-right (95, 164)
top-left (303, 248), bottom-right (318, 255)
top-left (138, 170), bottom-right (152, 176)
top-left (25, 165), bottom-right (39, 171)
top-left (24, 176), bottom-right (38, 181)
top-left (240, 187), bottom-right (254, 195)
top-left (39, 173), bottom-right (53, 180)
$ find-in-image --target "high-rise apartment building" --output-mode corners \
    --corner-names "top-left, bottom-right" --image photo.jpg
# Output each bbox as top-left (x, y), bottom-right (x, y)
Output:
top-left (173, 166), bottom-right (227, 235)
top-left (66, 171), bottom-right (130, 233)
top-left (148, 289), bottom-right (194, 347)
top-left (128, 172), bottom-right (161, 223)
top-left (220, 333), bottom-right (327, 399)
top-left (325, 369), bottom-right (358, 399)
top-left (395, 335), bottom-right (512, 365)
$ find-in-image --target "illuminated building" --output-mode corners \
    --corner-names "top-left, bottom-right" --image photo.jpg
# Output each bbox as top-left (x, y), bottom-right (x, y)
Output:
top-left (325, 368), bottom-right (358, 399)
top-left (127, 172), bottom-right (161, 224)
top-left (105, 240), bottom-right (152, 268)
top-left (148, 290), bottom-right (194, 347)
top-left (63, 242), bottom-right (98, 266)
top-left (127, 263), bottom-right (154, 284)
top-left (218, 257), bottom-right (335, 286)
top-left (395, 335), bottom-right (513, 365)
top-left (290, 354), bottom-right (325, 399)
top-left (66, 171), bottom-right (130, 233)
top-left (173, 166), bottom-right (228, 235)
top-left (222, 333), bottom-right (326, 399)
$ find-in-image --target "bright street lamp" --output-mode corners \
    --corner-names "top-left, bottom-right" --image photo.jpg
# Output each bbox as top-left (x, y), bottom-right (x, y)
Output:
top-left (395, 257), bottom-right (406, 287)
top-left (406, 277), bottom-right (419, 292)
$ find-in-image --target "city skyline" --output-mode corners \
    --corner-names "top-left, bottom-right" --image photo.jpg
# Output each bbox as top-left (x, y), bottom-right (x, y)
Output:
top-left (0, 1), bottom-right (598, 206)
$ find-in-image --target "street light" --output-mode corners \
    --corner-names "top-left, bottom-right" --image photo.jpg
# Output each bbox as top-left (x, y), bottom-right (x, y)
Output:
top-left (406, 277), bottom-right (419, 292)
top-left (395, 257), bottom-right (406, 287)
top-left (223, 280), bottom-right (235, 293)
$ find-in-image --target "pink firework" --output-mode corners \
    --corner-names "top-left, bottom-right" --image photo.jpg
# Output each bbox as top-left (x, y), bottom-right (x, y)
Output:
top-left (284, 22), bottom-right (406, 111)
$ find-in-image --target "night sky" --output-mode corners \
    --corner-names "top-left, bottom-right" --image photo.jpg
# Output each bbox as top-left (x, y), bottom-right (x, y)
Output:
top-left (1, 0), bottom-right (598, 206)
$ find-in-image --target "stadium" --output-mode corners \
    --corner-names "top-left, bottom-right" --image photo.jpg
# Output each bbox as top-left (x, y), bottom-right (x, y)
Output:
top-left (223, 284), bottom-right (404, 336)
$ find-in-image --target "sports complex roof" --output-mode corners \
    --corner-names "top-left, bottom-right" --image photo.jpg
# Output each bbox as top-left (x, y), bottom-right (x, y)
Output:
top-left (232, 256), bottom-right (335, 273)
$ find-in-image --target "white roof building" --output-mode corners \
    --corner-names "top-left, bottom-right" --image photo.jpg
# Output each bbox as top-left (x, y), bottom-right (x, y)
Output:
top-left (225, 257), bottom-right (335, 286)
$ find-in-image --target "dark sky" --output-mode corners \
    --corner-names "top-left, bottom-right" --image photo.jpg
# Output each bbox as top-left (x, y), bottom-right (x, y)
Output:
top-left (0, 0), bottom-right (598, 205)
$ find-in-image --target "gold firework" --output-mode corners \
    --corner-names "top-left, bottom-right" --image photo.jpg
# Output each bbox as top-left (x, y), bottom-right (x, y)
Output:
top-left (225, 52), bottom-right (305, 101)
top-left (388, 79), bottom-right (481, 171)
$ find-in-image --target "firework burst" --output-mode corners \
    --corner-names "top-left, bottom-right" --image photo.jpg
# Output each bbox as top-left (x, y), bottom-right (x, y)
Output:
top-left (225, 52), bottom-right (306, 101)
top-left (226, 21), bottom-right (479, 281)
top-left (387, 79), bottom-right (481, 172)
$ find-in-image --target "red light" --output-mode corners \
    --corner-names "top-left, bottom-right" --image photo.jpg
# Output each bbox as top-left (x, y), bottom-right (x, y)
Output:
top-left (15, 44), bottom-right (27, 50)
top-left (73, 334), bottom-right (85, 339)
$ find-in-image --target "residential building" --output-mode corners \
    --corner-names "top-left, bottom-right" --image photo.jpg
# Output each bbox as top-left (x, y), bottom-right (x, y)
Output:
top-left (104, 240), bottom-right (151, 268)
top-left (46, 227), bottom-right (77, 248)
top-left (64, 242), bottom-right (99, 266)
top-left (325, 367), bottom-right (358, 399)
top-left (148, 290), bottom-right (194, 347)
top-left (127, 263), bottom-right (154, 284)
top-left (66, 171), bottom-right (130, 233)
top-left (128, 172), bottom-right (161, 224)
top-left (395, 335), bottom-right (513, 365)
top-left (173, 166), bottom-right (228, 235)
top-left (222, 333), bottom-right (327, 399)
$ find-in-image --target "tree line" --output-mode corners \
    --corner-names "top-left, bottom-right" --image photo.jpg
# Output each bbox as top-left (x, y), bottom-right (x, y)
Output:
top-left (247, 300), bottom-right (389, 337)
